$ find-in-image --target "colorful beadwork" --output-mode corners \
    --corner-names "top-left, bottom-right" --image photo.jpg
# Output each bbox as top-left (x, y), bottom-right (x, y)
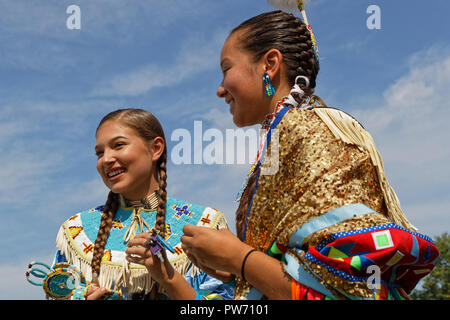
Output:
top-left (26, 262), bottom-right (123, 300)
top-left (263, 73), bottom-right (276, 98)
top-left (171, 204), bottom-right (193, 219)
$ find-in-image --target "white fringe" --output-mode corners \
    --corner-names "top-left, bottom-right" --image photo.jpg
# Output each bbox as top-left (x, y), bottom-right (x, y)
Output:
top-left (56, 225), bottom-right (195, 295)
top-left (55, 209), bottom-right (231, 296)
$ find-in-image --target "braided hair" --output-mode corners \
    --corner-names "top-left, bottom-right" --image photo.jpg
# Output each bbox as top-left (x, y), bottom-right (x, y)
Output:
top-left (231, 10), bottom-right (319, 105)
top-left (91, 108), bottom-right (168, 285)
top-left (231, 10), bottom-right (320, 239)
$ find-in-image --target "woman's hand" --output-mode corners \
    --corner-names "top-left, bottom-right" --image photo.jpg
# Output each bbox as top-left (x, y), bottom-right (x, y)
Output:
top-left (125, 232), bottom-right (197, 299)
top-left (180, 226), bottom-right (253, 277)
top-left (125, 232), bottom-right (175, 284)
top-left (85, 284), bottom-right (107, 300)
top-left (181, 226), bottom-right (292, 299)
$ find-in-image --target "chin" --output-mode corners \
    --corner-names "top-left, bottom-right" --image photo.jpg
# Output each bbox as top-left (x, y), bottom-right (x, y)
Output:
top-left (232, 114), bottom-right (247, 128)
top-left (233, 116), bottom-right (257, 128)
top-left (108, 182), bottom-right (127, 195)
top-left (233, 121), bottom-right (246, 128)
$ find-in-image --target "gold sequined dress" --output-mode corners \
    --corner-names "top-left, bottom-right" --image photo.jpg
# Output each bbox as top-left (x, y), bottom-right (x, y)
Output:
top-left (233, 103), bottom-right (439, 300)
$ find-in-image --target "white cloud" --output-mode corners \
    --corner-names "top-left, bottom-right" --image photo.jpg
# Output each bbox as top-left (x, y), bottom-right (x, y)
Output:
top-left (92, 29), bottom-right (227, 97)
top-left (351, 45), bottom-right (450, 235)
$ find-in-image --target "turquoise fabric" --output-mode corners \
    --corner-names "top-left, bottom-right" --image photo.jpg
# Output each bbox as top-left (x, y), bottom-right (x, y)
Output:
top-left (79, 196), bottom-right (206, 252)
top-left (288, 203), bottom-right (375, 248)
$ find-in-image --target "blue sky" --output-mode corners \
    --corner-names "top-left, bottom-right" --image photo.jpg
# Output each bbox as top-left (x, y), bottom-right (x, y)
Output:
top-left (1, 0), bottom-right (449, 299)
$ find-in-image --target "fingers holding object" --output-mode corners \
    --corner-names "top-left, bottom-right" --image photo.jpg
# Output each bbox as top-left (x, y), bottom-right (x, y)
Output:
top-left (125, 246), bottom-right (148, 258)
top-left (127, 234), bottom-right (150, 248)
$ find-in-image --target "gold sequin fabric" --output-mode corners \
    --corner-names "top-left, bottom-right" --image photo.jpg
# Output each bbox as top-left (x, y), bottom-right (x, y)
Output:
top-left (233, 107), bottom-right (390, 299)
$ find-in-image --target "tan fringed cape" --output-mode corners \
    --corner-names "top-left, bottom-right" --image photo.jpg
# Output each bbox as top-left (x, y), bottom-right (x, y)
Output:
top-left (55, 195), bottom-right (228, 298)
top-left (232, 106), bottom-right (437, 300)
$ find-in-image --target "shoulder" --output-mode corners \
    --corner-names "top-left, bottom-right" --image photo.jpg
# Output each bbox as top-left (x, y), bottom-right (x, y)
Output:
top-left (277, 107), bottom-right (326, 138)
top-left (59, 205), bottom-right (105, 229)
top-left (277, 107), bottom-right (365, 147)
top-left (272, 107), bottom-right (335, 154)
top-left (166, 196), bottom-right (229, 230)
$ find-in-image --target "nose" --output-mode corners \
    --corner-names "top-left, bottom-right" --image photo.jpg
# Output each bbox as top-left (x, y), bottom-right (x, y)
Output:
top-left (102, 148), bottom-right (116, 167)
top-left (217, 81), bottom-right (226, 98)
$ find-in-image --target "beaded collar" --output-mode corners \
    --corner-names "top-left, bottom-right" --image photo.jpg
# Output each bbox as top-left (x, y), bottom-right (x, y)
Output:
top-left (120, 191), bottom-right (159, 210)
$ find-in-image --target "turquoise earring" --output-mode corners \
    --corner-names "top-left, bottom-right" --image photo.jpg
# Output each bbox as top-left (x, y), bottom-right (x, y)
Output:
top-left (263, 73), bottom-right (276, 98)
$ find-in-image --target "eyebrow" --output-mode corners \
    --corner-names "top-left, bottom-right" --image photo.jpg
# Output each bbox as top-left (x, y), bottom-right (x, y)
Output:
top-left (95, 135), bottom-right (128, 151)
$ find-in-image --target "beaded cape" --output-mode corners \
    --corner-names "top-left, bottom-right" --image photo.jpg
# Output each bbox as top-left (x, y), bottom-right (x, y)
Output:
top-left (56, 195), bottom-right (228, 297)
top-left (233, 105), bottom-right (439, 300)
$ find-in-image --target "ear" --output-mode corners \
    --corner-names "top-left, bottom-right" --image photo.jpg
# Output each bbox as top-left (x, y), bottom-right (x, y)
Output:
top-left (150, 137), bottom-right (165, 162)
top-left (263, 48), bottom-right (283, 80)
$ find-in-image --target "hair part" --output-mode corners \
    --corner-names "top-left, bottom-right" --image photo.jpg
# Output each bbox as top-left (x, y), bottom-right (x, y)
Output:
top-left (91, 108), bottom-right (168, 284)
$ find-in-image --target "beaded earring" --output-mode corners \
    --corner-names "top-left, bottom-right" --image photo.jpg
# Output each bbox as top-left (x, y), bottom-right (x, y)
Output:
top-left (263, 73), bottom-right (276, 98)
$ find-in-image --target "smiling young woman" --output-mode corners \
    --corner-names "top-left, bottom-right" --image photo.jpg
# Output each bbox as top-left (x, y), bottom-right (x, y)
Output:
top-left (181, 8), bottom-right (440, 300)
top-left (217, 29), bottom-right (292, 128)
top-left (94, 120), bottom-right (161, 201)
top-left (53, 108), bottom-right (234, 300)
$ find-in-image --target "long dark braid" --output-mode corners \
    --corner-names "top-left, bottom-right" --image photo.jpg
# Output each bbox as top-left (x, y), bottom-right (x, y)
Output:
top-left (91, 191), bottom-right (119, 285)
top-left (155, 147), bottom-right (168, 236)
top-left (235, 164), bottom-right (259, 240)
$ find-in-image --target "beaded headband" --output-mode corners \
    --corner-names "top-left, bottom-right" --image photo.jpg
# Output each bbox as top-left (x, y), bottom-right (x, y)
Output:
top-left (267, 0), bottom-right (319, 63)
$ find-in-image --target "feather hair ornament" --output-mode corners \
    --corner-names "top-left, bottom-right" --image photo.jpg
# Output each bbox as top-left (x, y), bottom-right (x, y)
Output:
top-left (267, 0), bottom-right (319, 61)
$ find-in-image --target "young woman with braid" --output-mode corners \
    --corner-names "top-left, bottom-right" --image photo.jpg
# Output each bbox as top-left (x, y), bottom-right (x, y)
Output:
top-left (181, 10), bottom-right (439, 300)
top-left (53, 108), bottom-right (233, 300)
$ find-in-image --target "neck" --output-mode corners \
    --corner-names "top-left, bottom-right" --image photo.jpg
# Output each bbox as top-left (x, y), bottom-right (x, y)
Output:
top-left (121, 175), bottom-right (160, 202)
top-left (267, 86), bottom-right (291, 114)
top-left (121, 190), bottom-right (159, 210)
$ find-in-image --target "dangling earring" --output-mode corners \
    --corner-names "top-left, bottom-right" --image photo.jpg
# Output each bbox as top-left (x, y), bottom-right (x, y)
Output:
top-left (263, 73), bottom-right (276, 98)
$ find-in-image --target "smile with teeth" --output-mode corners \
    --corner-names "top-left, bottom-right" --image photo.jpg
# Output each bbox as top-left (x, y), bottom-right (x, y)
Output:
top-left (107, 168), bottom-right (126, 178)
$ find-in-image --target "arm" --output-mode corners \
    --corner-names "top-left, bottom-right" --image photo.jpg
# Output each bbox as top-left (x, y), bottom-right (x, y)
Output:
top-left (125, 232), bottom-right (196, 300)
top-left (158, 264), bottom-right (197, 300)
top-left (181, 226), bottom-right (292, 299)
top-left (240, 248), bottom-right (292, 299)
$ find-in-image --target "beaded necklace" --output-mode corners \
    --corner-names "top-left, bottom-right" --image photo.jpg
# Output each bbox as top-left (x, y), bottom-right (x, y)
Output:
top-left (122, 191), bottom-right (159, 210)
top-left (235, 97), bottom-right (288, 202)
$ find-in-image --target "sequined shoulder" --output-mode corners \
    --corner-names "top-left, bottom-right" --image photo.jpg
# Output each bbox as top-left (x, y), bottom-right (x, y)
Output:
top-left (277, 107), bottom-right (336, 143)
